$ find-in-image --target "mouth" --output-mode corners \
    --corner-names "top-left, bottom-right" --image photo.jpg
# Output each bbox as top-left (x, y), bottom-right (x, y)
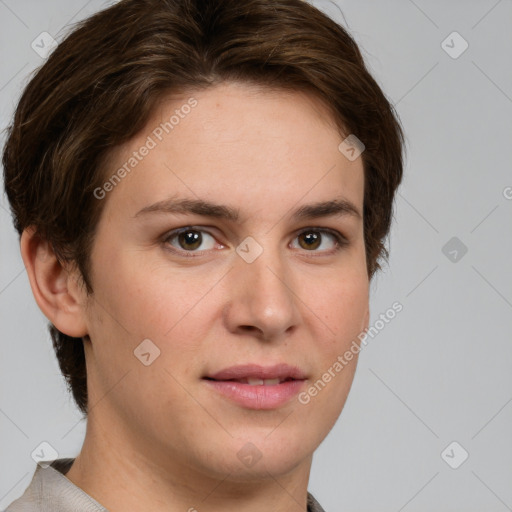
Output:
top-left (204, 362), bottom-right (307, 381)
top-left (203, 376), bottom-right (298, 386)
top-left (202, 363), bottom-right (307, 410)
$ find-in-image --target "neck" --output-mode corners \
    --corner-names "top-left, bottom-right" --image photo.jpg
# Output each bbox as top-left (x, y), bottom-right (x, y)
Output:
top-left (65, 412), bottom-right (313, 512)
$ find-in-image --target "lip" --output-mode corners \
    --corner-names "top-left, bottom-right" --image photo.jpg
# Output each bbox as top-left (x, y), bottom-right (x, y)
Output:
top-left (203, 363), bottom-right (307, 410)
top-left (205, 363), bottom-right (307, 381)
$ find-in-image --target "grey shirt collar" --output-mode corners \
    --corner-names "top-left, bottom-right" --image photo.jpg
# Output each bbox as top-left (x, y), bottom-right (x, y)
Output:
top-left (6, 458), bottom-right (326, 512)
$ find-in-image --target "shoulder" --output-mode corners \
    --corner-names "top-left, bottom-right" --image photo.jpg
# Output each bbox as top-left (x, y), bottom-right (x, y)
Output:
top-left (4, 458), bottom-right (106, 512)
top-left (307, 491), bottom-right (327, 512)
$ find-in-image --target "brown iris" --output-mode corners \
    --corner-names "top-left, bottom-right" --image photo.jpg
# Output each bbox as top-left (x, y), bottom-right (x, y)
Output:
top-left (298, 231), bottom-right (321, 250)
top-left (178, 230), bottom-right (202, 250)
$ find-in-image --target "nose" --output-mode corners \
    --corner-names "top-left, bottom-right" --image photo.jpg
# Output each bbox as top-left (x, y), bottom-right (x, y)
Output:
top-left (223, 241), bottom-right (301, 342)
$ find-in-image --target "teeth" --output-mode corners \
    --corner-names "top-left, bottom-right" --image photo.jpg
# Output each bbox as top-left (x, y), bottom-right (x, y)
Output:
top-left (262, 378), bottom-right (281, 386)
top-left (243, 377), bottom-right (282, 386)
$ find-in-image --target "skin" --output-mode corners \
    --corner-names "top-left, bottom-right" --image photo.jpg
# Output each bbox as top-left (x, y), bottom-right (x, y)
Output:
top-left (21, 81), bottom-right (370, 512)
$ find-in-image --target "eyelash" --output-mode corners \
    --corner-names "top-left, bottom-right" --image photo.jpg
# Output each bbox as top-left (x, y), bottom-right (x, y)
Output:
top-left (161, 226), bottom-right (349, 258)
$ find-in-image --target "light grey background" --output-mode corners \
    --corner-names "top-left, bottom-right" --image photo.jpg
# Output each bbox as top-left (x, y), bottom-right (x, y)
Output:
top-left (1, 1), bottom-right (511, 511)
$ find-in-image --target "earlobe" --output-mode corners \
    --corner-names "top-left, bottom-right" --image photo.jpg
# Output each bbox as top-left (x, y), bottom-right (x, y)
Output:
top-left (20, 227), bottom-right (88, 338)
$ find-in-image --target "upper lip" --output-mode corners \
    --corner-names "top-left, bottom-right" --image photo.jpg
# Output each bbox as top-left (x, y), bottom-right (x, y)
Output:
top-left (205, 363), bottom-right (307, 381)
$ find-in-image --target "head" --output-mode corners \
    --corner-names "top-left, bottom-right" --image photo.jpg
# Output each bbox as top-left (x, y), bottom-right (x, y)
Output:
top-left (3, 0), bottom-right (404, 479)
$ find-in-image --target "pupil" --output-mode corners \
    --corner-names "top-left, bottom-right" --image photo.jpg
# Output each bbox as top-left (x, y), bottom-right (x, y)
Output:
top-left (305, 233), bottom-right (317, 244)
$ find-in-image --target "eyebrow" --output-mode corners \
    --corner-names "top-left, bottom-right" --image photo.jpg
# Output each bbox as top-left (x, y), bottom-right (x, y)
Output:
top-left (134, 196), bottom-right (362, 222)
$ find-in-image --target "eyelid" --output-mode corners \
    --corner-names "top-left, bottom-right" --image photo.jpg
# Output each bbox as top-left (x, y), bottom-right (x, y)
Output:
top-left (162, 226), bottom-right (222, 256)
top-left (292, 226), bottom-right (349, 254)
top-left (295, 226), bottom-right (347, 241)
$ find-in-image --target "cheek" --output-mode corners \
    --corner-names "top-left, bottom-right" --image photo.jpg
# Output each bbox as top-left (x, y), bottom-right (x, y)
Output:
top-left (84, 254), bottom-right (211, 397)
top-left (308, 268), bottom-right (369, 346)
top-left (90, 249), bottom-right (217, 344)
top-left (304, 274), bottom-right (368, 419)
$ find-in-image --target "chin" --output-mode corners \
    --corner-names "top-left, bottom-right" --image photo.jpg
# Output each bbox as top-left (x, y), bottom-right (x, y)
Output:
top-left (204, 432), bottom-right (314, 482)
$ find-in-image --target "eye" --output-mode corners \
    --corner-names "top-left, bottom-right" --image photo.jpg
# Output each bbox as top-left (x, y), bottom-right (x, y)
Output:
top-left (163, 227), bottom-right (221, 255)
top-left (291, 228), bottom-right (347, 254)
top-left (162, 226), bottom-right (348, 258)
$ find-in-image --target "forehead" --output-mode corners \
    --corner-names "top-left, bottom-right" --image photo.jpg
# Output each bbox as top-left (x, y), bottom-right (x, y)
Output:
top-left (98, 82), bottom-right (364, 222)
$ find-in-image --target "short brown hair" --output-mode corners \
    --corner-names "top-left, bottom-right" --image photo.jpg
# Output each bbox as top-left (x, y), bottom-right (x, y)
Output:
top-left (2, 0), bottom-right (405, 417)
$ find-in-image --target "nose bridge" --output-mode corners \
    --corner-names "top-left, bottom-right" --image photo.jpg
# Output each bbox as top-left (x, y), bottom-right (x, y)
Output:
top-left (226, 235), bottom-right (300, 339)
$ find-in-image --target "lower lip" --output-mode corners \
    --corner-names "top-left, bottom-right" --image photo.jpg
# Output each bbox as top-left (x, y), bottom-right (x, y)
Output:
top-left (203, 379), bottom-right (306, 410)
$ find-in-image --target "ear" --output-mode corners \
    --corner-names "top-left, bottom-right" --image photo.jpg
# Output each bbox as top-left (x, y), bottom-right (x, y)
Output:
top-left (20, 227), bottom-right (88, 338)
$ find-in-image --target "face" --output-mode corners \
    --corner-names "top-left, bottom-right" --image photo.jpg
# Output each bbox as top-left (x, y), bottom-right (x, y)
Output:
top-left (81, 81), bottom-right (369, 481)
